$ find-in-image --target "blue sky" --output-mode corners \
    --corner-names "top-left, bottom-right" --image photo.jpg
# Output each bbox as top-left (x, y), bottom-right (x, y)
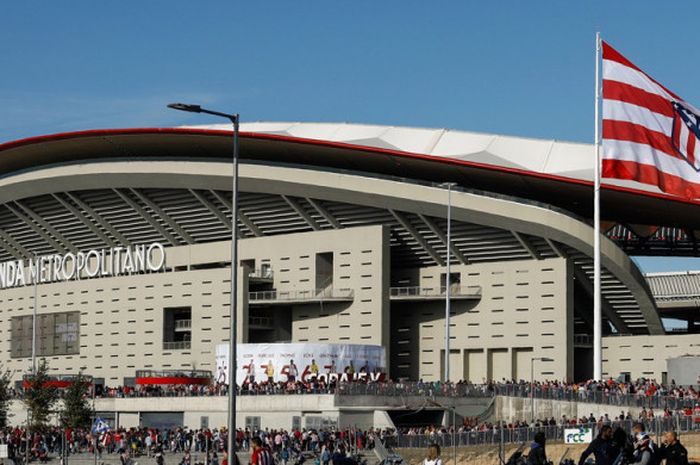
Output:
top-left (2, 1), bottom-right (700, 272)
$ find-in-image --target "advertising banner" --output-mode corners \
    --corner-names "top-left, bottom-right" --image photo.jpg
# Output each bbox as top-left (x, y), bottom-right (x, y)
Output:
top-left (564, 427), bottom-right (593, 444)
top-left (215, 343), bottom-right (386, 385)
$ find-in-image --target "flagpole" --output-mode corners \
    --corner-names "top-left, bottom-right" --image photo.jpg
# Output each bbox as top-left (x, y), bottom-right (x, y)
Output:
top-left (593, 32), bottom-right (603, 381)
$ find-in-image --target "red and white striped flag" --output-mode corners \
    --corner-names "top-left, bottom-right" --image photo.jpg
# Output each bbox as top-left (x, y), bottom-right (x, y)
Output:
top-left (602, 41), bottom-right (700, 199)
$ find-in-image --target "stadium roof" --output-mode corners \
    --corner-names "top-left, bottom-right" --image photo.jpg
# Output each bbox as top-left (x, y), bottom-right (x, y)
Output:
top-left (0, 123), bottom-right (675, 334)
top-left (646, 271), bottom-right (700, 321)
top-left (4, 122), bottom-right (700, 257)
top-left (2, 122), bottom-right (700, 220)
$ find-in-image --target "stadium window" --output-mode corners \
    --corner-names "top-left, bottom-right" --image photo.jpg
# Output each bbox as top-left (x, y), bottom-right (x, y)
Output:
top-left (163, 307), bottom-right (192, 350)
top-left (315, 252), bottom-right (334, 290)
top-left (10, 311), bottom-right (80, 358)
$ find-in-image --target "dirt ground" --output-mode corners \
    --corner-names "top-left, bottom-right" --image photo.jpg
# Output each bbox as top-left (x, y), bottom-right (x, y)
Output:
top-left (396, 432), bottom-right (700, 465)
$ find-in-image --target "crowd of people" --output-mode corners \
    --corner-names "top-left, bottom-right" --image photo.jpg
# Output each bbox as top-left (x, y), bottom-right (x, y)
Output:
top-left (416, 422), bottom-right (692, 465)
top-left (395, 408), bottom-right (696, 441)
top-left (0, 408), bottom-right (697, 465)
top-left (488, 378), bottom-right (700, 403)
top-left (10, 377), bottom-right (699, 406)
top-left (0, 425), bottom-right (382, 465)
top-left (3, 378), bottom-right (698, 464)
top-left (1, 418), bottom-right (695, 465)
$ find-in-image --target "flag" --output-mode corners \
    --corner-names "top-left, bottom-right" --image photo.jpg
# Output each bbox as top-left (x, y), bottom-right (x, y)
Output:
top-left (92, 417), bottom-right (111, 434)
top-left (601, 41), bottom-right (700, 199)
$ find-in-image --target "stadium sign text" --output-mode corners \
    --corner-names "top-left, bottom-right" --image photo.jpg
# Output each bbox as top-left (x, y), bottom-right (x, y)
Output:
top-left (564, 427), bottom-right (592, 444)
top-left (0, 242), bottom-right (166, 289)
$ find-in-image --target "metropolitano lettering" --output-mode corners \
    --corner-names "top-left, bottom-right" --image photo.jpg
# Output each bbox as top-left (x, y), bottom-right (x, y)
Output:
top-left (0, 243), bottom-right (166, 289)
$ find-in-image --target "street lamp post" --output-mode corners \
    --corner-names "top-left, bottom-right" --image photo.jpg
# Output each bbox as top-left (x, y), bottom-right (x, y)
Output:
top-left (167, 103), bottom-right (240, 459)
top-left (29, 252), bottom-right (38, 465)
top-left (451, 402), bottom-right (456, 465)
top-left (31, 252), bottom-right (38, 374)
top-left (529, 357), bottom-right (552, 422)
top-left (441, 182), bottom-right (457, 382)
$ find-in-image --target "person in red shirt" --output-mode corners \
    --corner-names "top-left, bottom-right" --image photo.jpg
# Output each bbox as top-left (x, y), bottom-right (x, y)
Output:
top-left (250, 437), bottom-right (272, 465)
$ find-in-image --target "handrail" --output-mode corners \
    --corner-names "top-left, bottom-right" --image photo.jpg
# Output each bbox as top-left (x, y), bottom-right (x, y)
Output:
top-left (174, 319), bottom-right (192, 330)
top-left (248, 268), bottom-right (274, 280)
top-left (389, 285), bottom-right (481, 298)
top-left (162, 341), bottom-right (191, 351)
top-left (135, 369), bottom-right (210, 378)
top-left (334, 382), bottom-right (700, 410)
top-left (249, 288), bottom-right (354, 301)
top-left (387, 417), bottom-right (698, 449)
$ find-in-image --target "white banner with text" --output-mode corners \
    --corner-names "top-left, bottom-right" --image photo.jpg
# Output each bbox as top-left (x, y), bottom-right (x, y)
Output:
top-left (215, 343), bottom-right (386, 385)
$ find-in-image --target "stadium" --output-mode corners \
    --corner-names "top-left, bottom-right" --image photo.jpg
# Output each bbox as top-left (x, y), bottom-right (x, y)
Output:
top-left (1, 122), bottom-right (699, 428)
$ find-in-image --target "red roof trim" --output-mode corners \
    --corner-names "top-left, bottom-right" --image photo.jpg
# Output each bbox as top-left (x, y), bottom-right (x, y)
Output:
top-left (2, 127), bottom-right (700, 208)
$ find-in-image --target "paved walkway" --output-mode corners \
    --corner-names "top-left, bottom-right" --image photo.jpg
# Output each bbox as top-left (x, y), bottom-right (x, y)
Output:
top-left (4, 450), bottom-right (379, 465)
top-left (1, 452), bottom-right (253, 465)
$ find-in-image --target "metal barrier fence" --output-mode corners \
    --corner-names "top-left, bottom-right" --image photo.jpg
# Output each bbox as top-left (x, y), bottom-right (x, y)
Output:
top-left (335, 383), bottom-right (493, 398)
top-left (248, 288), bottom-right (354, 302)
top-left (388, 417), bottom-right (700, 449)
top-left (492, 384), bottom-right (700, 410)
top-left (336, 382), bottom-right (700, 410)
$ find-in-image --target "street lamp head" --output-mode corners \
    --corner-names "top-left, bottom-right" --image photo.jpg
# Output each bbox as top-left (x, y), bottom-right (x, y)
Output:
top-left (167, 103), bottom-right (202, 113)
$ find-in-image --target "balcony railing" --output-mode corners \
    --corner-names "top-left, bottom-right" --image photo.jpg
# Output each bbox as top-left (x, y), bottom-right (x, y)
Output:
top-left (135, 369), bottom-right (210, 379)
top-left (163, 341), bottom-right (191, 351)
top-left (174, 319), bottom-right (192, 330)
top-left (389, 285), bottom-right (482, 300)
top-left (248, 268), bottom-right (274, 281)
top-left (249, 288), bottom-right (354, 303)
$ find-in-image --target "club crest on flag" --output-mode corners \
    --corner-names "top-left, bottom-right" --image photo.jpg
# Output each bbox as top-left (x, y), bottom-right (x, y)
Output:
top-left (91, 417), bottom-right (111, 434)
top-left (671, 101), bottom-right (700, 171)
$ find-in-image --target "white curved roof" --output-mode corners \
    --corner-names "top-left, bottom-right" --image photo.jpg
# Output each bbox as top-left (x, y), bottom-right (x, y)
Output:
top-left (187, 121), bottom-right (662, 195)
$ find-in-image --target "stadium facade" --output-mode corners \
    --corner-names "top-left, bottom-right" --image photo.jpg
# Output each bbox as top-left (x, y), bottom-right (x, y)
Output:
top-left (0, 122), bottom-right (699, 391)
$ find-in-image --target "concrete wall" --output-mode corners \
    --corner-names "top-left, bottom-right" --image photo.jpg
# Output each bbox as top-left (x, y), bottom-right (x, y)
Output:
top-left (391, 257), bottom-right (573, 382)
top-left (602, 334), bottom-right (700, 382)
top-left (0, 225), bottom-right (389, 384)
top-left (8, 394), bottom-right (647, 430)
top-left (0, 160), bottom-right (669, 389)
top-left (8, 395), bottom-right (341, 431)
top-left (6, 395), bottom-right (493, 431)
top-left (236, 224), bottom-right (390, 352)
top-left (667, 356), bottom-right (700, 387)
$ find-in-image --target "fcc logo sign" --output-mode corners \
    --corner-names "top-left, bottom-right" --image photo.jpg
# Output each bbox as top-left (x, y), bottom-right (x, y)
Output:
top-left (564, 427), bottom-right (593, 444)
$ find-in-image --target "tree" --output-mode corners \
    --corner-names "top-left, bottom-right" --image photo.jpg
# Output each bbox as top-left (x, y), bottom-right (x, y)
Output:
top-left (61, 372), bottom-right (92, 429)
top-left (23, 359), bottom-right (58, 431)
top-left (0, 364), bottom-right (12, 428)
